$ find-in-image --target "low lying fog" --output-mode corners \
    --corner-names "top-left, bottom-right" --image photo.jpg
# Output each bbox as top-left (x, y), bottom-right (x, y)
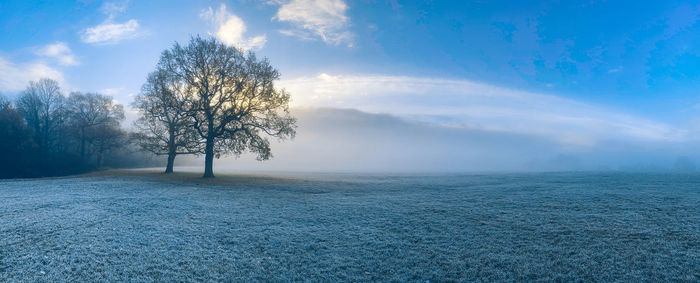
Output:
top-left (175, 107), bottom-right (700, 173)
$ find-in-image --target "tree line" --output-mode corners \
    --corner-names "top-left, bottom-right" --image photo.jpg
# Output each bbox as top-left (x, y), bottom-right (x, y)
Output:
top-left (0, 79), bottom-right (147, 178)
top-left (132, 36), bottom-right (296, 178)
top-left (0, 36), bottom-right (295, 179)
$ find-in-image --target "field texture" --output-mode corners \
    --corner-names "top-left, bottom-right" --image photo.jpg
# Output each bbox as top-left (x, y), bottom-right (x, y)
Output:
top-left (0, 171), bottom-right (699, 281)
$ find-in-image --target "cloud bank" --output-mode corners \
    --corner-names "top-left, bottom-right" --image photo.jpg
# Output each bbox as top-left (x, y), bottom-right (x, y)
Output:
top-left (279, 73), bottom-right (686, 147)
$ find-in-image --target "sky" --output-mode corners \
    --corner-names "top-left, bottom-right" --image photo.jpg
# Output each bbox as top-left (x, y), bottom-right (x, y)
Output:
top-left (2, 0), bottom-right (700, 171)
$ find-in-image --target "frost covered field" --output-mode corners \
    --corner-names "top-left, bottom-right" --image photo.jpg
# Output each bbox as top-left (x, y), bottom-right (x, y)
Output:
top-left (0, 170), bottom-right (699, 281)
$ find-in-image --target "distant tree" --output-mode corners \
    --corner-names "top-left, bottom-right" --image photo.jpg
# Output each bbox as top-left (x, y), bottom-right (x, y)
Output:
top-left (65, 92), bottom-right (125, 165)
top-left (0, 100), bottom-right (35, 178)
top-left (160, 36), bottom-right (296, 178)
top-left (16, 78), bottom-right (65, 154)
top-left (90, 124), bottom-right (126, 168)
top-left (0, 94), bottom-right (8, 108)
top-left (1, 87), bottom-right (151, 178)
top-left (132, 69), bottom-right (201, 173)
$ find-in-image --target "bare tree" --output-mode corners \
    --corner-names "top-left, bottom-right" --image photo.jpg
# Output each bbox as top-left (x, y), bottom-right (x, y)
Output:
top-left (160, 36), bottom-right (296, 178)
top-left (65, 92), bottom-right (125, 164)
top-left (133, 69), bottom-right (201, 173)
top-left (16, 78), bottom-right (65, 154)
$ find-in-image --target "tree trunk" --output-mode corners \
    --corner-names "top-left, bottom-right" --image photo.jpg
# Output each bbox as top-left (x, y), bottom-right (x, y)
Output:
top-left (165, 132), bottom-right (176, 174)
top-left (96, 146), bottom-right (104, 169)
top-left (165, 152), bottom-right (175, 174)
top-left (43, 115), bottom-right (50, 154)
top-left (79, 128), bottom-right (85, 160)
top-left (203, 136), bottom-right (215, 178)
top-left (97, 153), bottom-right (103, 169)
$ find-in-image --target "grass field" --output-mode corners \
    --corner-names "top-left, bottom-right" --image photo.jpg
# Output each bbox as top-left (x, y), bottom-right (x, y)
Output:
top-left (0, 170), bottom-right (699, 281)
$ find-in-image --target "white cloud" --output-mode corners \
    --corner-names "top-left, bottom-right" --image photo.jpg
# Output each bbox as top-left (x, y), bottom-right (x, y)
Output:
top-left (279, 73), bottom-right (684, 146)
top-left (100, 1), bottom-right (128, 16)
top-left (35, 42), bottom-right (79, 66)
top-left (81, 1), bottom-right (141, 45)
top-left (100, 87), bottom-right (123, 96)
top-left (608, 66), bottom-right (623, 73)
top-left (274, 0), bottom-right (353, 46)
top-left (0, 56), bottom-right (65, 92)
top-left (81, 19), bottom-right (140, 45)
top-left (200, 4), bottom-right (267, 51)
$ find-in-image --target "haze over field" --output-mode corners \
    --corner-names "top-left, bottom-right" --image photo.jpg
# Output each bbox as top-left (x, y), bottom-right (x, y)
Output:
top-left (3, 1), bottom-right (700, 171)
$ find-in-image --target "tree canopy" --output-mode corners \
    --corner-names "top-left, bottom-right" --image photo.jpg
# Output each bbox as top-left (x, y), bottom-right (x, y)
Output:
top-left (143, 36), bottom-right (296, 177)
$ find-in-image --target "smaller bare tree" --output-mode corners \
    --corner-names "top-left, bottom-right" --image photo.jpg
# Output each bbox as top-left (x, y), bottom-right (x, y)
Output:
top-left (132, 69), bottom-right (201, 173)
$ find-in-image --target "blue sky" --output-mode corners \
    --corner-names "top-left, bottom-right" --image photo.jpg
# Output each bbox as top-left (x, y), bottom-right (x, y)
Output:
top-left (2, 0), bottom-right (700, 156)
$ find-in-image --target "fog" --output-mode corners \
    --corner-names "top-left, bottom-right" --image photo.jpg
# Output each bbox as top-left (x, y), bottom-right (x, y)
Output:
top-left (175, 107), bottom-right (700, 173)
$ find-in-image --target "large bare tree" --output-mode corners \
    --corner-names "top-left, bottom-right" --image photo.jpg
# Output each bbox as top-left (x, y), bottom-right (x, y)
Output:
top-left (160, 36), bottom-right (296, 178)
top-left (133, 69), bottom-right (201, 173)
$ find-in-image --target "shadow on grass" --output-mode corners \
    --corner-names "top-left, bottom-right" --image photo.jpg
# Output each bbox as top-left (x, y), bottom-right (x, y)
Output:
top-left (82, 168), bottom-right (308, 187)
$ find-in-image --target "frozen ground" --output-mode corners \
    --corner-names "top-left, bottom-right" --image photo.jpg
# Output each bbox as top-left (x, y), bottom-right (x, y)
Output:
top-left (0, 170), bottom-right (698, 281)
